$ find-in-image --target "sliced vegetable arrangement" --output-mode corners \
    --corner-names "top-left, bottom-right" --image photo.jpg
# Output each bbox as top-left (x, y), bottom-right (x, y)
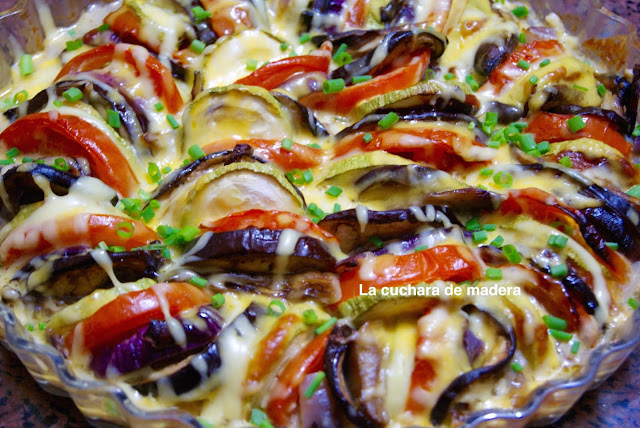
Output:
top-left (1, 0), bottom-right (640, 427)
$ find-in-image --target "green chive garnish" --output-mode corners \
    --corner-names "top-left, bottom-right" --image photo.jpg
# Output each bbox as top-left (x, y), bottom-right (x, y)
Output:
top-left (486, 268), bottom-right (503, 280)
top-left (250, 408), bottom-right (274, 428)
top-left (378, 112), bottom-right (399, 130)
top-left (502, 244), bottom-right (521, 263)
top-left (511, 361), bottom-right (523, 372)
top-left (53, 158), bottom-right (70, 172)
top-left (465, 217), bottom-right (481, 231)
top-left (479, 168), bottom-right (493, 176)
top-left (303, 371), bottom-right (326, 398)
top-left (570, 341), bottom-right (580, 354)
top-left (188, 144), bottom-right (206, 160)
top-left (167, 114), bottom-right (180, 129)
top-left (323, 78), bottom-right (345, 94)
top-left (543, 314), bottom-right (568, 331)
top-left (517, 59), bottom-right (530, 70)
top-left (414, 245), bottom-right (429, 252)
top-left (605, 242), bottom-right (619, 250)
top-left (629, 298), bottom-right (639, 310)
top-left (298, 33), bottom-right (311, 43)
top-left (573, 83), bottom-right (588, 92)
top-left (540, 59), bottom-right (551, 67)
top-left (626, 185), bottom-right (640, 198)
top-left (154, 102), bottom-right (164, 111)
top-left (106, 109), bottom-right (120, 128)
top-left (315, 317), bottom-right (337, 334)
top-left (326, 185), bottom-right (342, 197)
top-left (352, 75), bottom-right (373, 84)
top-left (529, 75), bottom-right (539, 85)
top-left (97, 23), bottom-right (110, 32)
top-left (482, 224), bottom-right (496, 231)
top-left (369, 236), bottom-right (384, 248)
top-left (268, 300), bottom-right (286, 317)
top-left (303, 309), bottom-right (318, 325)
top-left (246, 59), bottom-right (258, 71)
top-left (116, 221), bottom-right (134, 238)
top-left (444, 72), bottom-right (455, 81)
top-left (62, 87), bottom-right (83, 102)
top-left (548, 234), bottom-right (568, 248)
top-left (490, 235), bottom-right (504, 247)
top-left (466, 75), bottom-right (479, 91)
top-left (19, 54), bottom-right (33, 76)
top-left (472, 230), bottom-right (488, 243)
top-left (493, 171), bottom-right (513, 188)
top-left (192, 6), bottom-right (212, 20)
top-left (66, 40), bottom-right (83, 51)
top-left (333, 203), bottom-right (341, 213)
top-left (550, 263), bottom-right (568, 278)
top-left (190, 39), bottom-right (206, 54)
top-left (6, 147), bottom-right (20, 159)
top-left (362, 132), bottom-right (373, 143)
top-left (281, 138), bottom-right (293, 151)
top-left (558, 156), bottom-right (572, 168)
top-left (567, 115), bottom-right (586, 133)
top-left (549, 329), bottom-right (572, 342)
top-left (190, 276), bottom-right (208, 288)
top-left (597, 83), bottom-right (606, 97)
top-left (537, 141), bottom-right (550, 154)
top-left (512, 5), bottom-right (529, 18)
top-left (302, 168), bottom-right (313, 183)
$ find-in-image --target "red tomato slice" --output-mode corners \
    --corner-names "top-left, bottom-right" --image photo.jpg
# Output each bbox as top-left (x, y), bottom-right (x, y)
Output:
top-left (406, 358), bottom-right (436, 413)
top-left (201, 209), bottom-right (338, 243)
top-left (487, 40), bottom-right (563, 90)
top-left (526, 112), bottom-right (631, 156)
top-left (69, 282), bottom-right (210, 352)
top-left (105, 6), bottom-right (143, 47)
top-left (0, 113), bottom-right (138, 196)
top-left (201, 0), bottom-right (253, 36)
top-left (202, 138), bottom-right (323, 170)
top-left (338, 245), bottom-right (480, 302)
top-left (345, 0), bottom-right (368, 27)
top-left (265, 329), bottom-right (330, 425)
top-left (245, 313), bottom-right (300, 391)
top-left (56, 44), bottom-right (183, 114)
top-left (300, 51), bottom-right (430, 115)
top-left (334, 127), bottom-right (489, 172)
top-left (235, 54), bottom-right (330, 90)
top-left (0, 214), bottom-right (157, 265)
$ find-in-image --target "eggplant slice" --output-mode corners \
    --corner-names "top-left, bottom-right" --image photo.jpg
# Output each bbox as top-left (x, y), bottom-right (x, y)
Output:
top-left (182, 227), bottom-right (336, 274)
top-left (2, 247), bottom-right (165, 300)
top-left (0, 162), bottom-right (88, 221)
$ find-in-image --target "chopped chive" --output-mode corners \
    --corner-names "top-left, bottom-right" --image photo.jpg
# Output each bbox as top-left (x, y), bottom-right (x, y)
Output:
top-left (6, 147), bottom-right (20, 158)
top-left (190, 276), bottom-right (208, 288)
top-left (190, 39), bottom-right (206, 54)
top-left (280, 42), bottom-right (288, 51)
top-left (323, 78), bottom-right (345, 94)
top-left (503, 244), bottom-right (522, 263)
top-left (511, 361), bottom-right (523, 372)
top-left (326, 185), bottom-right (342, 197)
top-left (529, 75), bottom-right (539, 85)
top-left (138, 189), bottom-right (151, 201)
top-left (414, 245), bottom-right (429, 252)
top-left (558, 156), bottom-right (572, 168)
top-left (303, 309), bottom-right (318, 325)
top-left (53, 158), bottom-right (70, 171)
top-left (307, 143), bottom-right (321, 149)
top-left (0, 159), bottom-right (14, 165)
top-left (493, 171), bottom-right (513, 188)
top-left (378, 112), bottom-right (399, 130)
top-left (149, 199), bottom-right (160, 209)
top-left (597, 83), bottom-right (606, 97)
top-left (38, 321), bottom-right (47, 331)
top-left (188, 144), bottom-right (206, 160)
top-left (626, 185), bottom-right (640, 198)
top-left (465, 75), bottom-right (479, 91)
top-left (25, 323), bottom-right (35, 332)
top-left (334, 51), bottom-right (352, 66)
top-left (246, 58), bottom-right (258, 71)
top-left (543, 314), bottom-right (568, 331)
top-left (332, 43), bottom-right (347, 61)
top-left (97, 23), bottom-right (110, 31)
top-left (567, 115), bottom-right (586, 133)
top-left (512, 5), bottom-right (529, 18)
top-left (605, 242), bottom-right (619, 250)
top-left (285, 169), bottom-right (305, 185)
top-left (550, 263), bottom-right (568, 278)
top-left (167, 114), bottom-right (180, 129)
top-left (250, 408), bottom-right (274, 428)
top-left (154, 102), bottom-right (164, 111)
top-left (106, 109), bottom-right (120, 128)
top-left (469, 122), bottom-right (476, 130)
top-left (482, 224), bottom-right (496, 231)
top-left (268, 299), bottom-right (286, 317)
top-left (573, 83), bottom-right (588, 92)
top-left (298, 33), bottom-right (311, 43)
top-left (307, 203), bottom-right (324, 219)
top-left (304, 371), bottom-right (326, 398)
top-left (444, 72), bottom-right (455, 81)
top-left (53, 99), bottom-right (62, 107)
top-left (548, 234), bottom-right (568, 248)
top-left (65, 40), bottom-right (83, 51)
top-left (352, 75), bottom-right (373, 84)
top-left (537, 140), bottom-right (550, 154)
top-left (19, 54), bottom-right (33, 76)
top-left (148, 162), bottom-right (161, 182)
top-left (465, 217), bottom-right (481, 231)
top-left (192, 6), bottom-right (212, 20)
top-left (22, 157), bottom-right (33, 163)
top-left (518, 133), bottom-right (537, 152)
top-left (62, 87), bottom-right (83, 102)
top-left (490, 235), bottom-right (504, 247)
top-left (369, 236), bottom-right (384, 248)
top-left (570, 341), bottom-right (580, 354)
top-left (116, 221), bottom-right (134, 238)
top-left (549, 329), bottom-right (572, 342)
top-left (315, 317), bottom-right (337, 334)
top-left (486, 267), bottom-right (503, 280)
top-left (141, 206), bottom-right (155, 223)
top-left (362, 132), bottom-right (373, 143)
top-left (517, 59), bottom-right (530, 70)
top-left (472, 230), bottom-right (488, 243)
top-left (479, 167), bottom-right (494, 176)
top-left (488, 140), bottom-right (500, 149)
top-left (540, 59), bottom-right (551, 67)
top-left (333, 203), bottom-right (341, 213)
top-left (13, 89), bottom-right (28, 104)
top-left (629, 298), bottom-right (639, 310)
top-left (198, 418), bottom-right (215, 428)
top-left (302, 168), bottom-right (313, 183)
top-left (281, 138), bottom-right (293, 151)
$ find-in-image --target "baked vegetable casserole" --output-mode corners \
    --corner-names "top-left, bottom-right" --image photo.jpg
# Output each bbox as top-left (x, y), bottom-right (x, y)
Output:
top-left (1, 0), bottom-right (639, 426)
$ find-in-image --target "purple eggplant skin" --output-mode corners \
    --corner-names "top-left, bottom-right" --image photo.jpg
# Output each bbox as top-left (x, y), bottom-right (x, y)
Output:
top-left (463, 328), bottom-right (485, 364)
top-left (474, 35), bottom-right (518, 77)
top-left (183, 227), bottom-right (336, 274)
top-left (532, 260), bottom-right (598, 315)
top-left (271, 92), bottom-right (329, 136)
top-left (90, 305), bottom-right (223, 377)
top-left (185, 0), bottom-right (217, 45)
top-left (430, 305), bottom-right (516, 426)
top-left (422, 188), bottom-right (504, 212)
top-left (5, 248), bottom-right (165, 299)
top-left (299, 372), bottom-right (339, 428)
top-left (0, 162), bottom-right (83, 221)
top-left (324, 324), bottom-right (383, 428)
top-left (379, 0), bottom-right (414, 26)
top-left (318, 206), bottom-right (449, 253)
top-left (619, 64), bottom-right (640, 133)
top-left (485, 101), bottom-right (524, 124)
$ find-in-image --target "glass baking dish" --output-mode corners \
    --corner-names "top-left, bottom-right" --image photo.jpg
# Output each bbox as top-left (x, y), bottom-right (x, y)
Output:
top-left (0, 0), bottom-right (639, 426)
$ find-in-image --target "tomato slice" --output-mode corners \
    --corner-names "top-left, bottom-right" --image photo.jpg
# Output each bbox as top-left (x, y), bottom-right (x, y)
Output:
top-left (201, 0), bottom-right (253, 37)
top-left (0, 214), bottom-right (158, 265)
top-left (245, 313), bottom-right (300, 391)
top-left (487, 40), bottom-right (563, 90)
top-left (56, 44), bottom-right (183, 114)
top-left (265, 329), bottom-right (330, 425)
top-left (105, 6), bottom-right (143, 47)
top-left (405, 358), bottom-right (436, 413)
top-left (0, 113), bottom-right (139, 196)
top-left (201, 209), bottom-right (338, 243)
top-left (338, 245), bottom-right (480, 302)
top-left (300, 51), bottom-right (430, 115)
top-left (202, 138), bottom-right (324, 170)
top-left (334, 127), bottom-right (490, 171)
top-left (345, 0), bottom-right (368, 27)
top-left (235, 54), bottom-right (330, 90)
top-left (527, 112), bottom-right (631, 156)
top-left (69, 282), bottom-right (210, 352)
